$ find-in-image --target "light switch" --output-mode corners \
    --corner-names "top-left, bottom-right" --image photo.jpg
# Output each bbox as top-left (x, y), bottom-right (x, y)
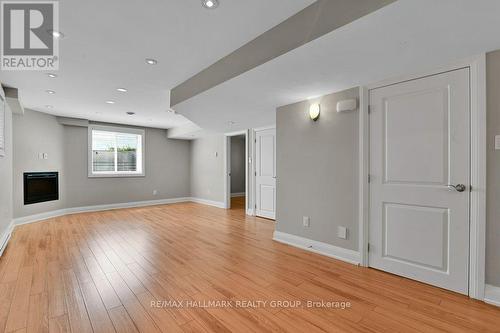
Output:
top-left (495, 135), bottom-right (500, 150)
top-left (43, 153), bottom-right (48, 159)
top-left (337, 226), bottom-right (348, 240)
top-left (302, 216), bottom-right (310, 228)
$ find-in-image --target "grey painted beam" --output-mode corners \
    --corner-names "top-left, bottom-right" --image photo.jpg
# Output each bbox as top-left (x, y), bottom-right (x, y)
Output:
top-left (171, 0), bottom-right (396, 107)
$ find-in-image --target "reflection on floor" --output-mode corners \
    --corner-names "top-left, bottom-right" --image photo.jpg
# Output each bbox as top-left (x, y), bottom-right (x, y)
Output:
top-left (1, 201), bottom-right (499, 332)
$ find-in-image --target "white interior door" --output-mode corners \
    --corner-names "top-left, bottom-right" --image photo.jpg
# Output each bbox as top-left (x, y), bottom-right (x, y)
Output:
top-left (255, 128), bottom-right (276, 219)
top-left (369, 68), bottom-right (470, 294)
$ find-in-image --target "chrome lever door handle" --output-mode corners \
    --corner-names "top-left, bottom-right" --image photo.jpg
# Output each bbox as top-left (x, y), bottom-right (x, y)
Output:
top-left (447, 184), bottom-right (466, 192)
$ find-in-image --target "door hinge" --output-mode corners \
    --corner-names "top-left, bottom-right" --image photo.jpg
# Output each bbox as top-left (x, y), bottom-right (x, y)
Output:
top-left (367, 243), bottom-right (370, 252)
top-left (368, 105), bottom-right (372, 114)
top-left (368, 174), bottom-right (371, 183)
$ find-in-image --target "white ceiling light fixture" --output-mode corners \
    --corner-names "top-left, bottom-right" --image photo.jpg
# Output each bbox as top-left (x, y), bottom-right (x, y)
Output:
top-left (105, 100), bottom-right (116, 104)
top-left (145, 58), bottom-right (158, 65)
top-left (117, 88), bottom-right (128, 92)
top-left (47, 73), bottom-right (57, 78)
top-left (48, 30), bottom-right (65, 39)
top-left (202, 0), bottom-right (219, 9)
top-left (46, 90), bottom-right (56, 94)
top-left (45, 105), bottom-right (54, 109)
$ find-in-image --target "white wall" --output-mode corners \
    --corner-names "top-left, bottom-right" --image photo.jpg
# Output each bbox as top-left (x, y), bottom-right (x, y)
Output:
top-left (0, 89), bottom-right (13, 244)
top-left (190, 134), bottom-right (225, 203)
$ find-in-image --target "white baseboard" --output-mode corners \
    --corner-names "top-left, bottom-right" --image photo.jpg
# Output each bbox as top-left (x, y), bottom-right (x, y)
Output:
top-left (484, 284), bottom-right (500, 307)
top-left (246, 208), bottom-right (255, 216)
top-left (0, 221), bottom-right (14, 257)
top-left (13, 197), bottom-right (193, 226)
top-left (190, 197), bottom-right (227, 209)
top-left (273, 231), bottom-right (361, 265)
top-left (231, 192), bottom-right (245, 198)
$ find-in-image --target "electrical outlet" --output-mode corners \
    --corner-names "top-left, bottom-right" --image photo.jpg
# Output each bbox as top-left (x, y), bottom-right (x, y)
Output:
top-left (303, 216), bottom-right (310, 228)
top-left (337, 226), bottom-right (348, 240)
top-left (43, 153), bottom-right (48, 159)
top-left (152, 190), bottom-right (158, 196)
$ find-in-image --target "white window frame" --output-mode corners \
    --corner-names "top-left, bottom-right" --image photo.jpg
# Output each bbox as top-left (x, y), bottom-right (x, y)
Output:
top-left (88, 125), bottom-right (145, 178)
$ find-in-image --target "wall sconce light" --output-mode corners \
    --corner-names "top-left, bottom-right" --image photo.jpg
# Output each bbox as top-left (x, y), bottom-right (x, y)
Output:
top-left (309, 103), bottom-right (320, 121)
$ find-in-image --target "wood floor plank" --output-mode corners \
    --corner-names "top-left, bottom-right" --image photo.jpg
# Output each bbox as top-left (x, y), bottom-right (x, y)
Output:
top-left (5, 266), bottom-right (34, 332)
top-left (61, 269), bottom-right (92, 333)
top-left (79, 281), bottom-right (116, 333)
top-left (0, 198), bottom-right (498, 333)
top-left (48, 315), bottom-right (70, 333)
top-left (26, 292), bottom-right (49, 333)
top-left (108, 306), bottom-right (139, 333)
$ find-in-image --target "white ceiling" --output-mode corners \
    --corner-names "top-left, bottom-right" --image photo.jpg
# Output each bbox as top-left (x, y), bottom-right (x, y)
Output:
top-left (174, 0), bottom-right (500, 133)
top-left (0, 0), bottom-right (315, 128)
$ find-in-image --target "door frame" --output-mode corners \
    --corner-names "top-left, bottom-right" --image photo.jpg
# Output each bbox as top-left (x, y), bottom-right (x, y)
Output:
top-left (223, 130), bottom-right (249, 211)
top-left (358, 54), bottom-right (486, 300)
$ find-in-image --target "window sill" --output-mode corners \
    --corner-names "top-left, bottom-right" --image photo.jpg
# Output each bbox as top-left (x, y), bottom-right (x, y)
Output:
top-left (88, 173), bottom-right (145, 178)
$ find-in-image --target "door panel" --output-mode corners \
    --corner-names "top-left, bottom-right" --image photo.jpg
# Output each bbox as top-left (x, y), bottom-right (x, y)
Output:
top-left (255, 128), bottom-right (276, 219)
top-left (369, 68), bottom-right (470, 294)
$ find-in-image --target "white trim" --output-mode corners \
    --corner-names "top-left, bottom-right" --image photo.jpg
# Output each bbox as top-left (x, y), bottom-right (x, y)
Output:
top-left (231, 192), bottom-right (245, 197)
top-left (484, 285), bottom-right (500, 307)
top-left (468, 54), bottom-right (487, 300)
top-left (12, 197), bottom-right (230, 226)
top-left (189, 197), bottom-right (227, 209)
top-left (273, 231), bottom-right (360, 265)
top-left (0, 221), bottom-right (14, 257)
top-left (361, 54), bottom-right (487, 300)
top-left (13, 197), bottom-right (192, 225)
top-left (253, 125), bottom-right (276, 132)
top-left (223, 130), bottom-right (249, 212)
top-left (88, 124), bottom-right (146, 178)
top-left (358, 86), bottom-right (370, 267)
top-left (246, 208), bottom-right (255, 216)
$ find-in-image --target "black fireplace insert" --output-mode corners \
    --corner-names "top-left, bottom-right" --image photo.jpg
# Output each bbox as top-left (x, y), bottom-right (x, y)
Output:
top-left (24, 172), bottom-right (59, 205)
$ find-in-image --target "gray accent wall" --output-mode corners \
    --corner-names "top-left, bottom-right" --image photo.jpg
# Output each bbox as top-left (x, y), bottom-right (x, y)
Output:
top-left (486, 50), bottom-right (500, 287)
top-left (230, 135), bottom-right (246, 194)
top-left (0, 94), bottom-right (13, 240)
top-left (63, 125), bottom-right (191, 208)
top-left (11, 110), bottom-right (191, 218)
top-left (190, 134), bottom-right (225, 203)
top-left (13, 110), bottom-right (66, 218)
top-left (276, 87), bottom-right (359, 251)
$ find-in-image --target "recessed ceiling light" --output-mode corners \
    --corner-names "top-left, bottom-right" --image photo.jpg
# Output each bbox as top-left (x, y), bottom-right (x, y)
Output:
top-left (202, 0), bottom-right (219, 9)
top-left (45, 105), bottom-right (53, 109)
top-left (47, 73), bottom-right (57, 78)
top-left (46, 90), bottom-right (55, 94)
top-left (126, 112), bottom-right (135, 115)
top-left (48, 30), bottom-right (65, 39)
top-left (116, 88), bottom-right (128, 92)
top-left (145, 58), bottom-right (158, 65)
top-left (105, 100), bottom-right (116, 104)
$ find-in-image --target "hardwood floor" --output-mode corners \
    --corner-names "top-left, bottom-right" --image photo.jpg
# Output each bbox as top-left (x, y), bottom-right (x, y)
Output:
top-left (0, 201), bottom-right (499, 333)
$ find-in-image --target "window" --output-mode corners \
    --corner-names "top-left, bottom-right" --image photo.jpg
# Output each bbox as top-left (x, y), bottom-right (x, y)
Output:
top-left (88, 125), bottom-right (145, 177)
